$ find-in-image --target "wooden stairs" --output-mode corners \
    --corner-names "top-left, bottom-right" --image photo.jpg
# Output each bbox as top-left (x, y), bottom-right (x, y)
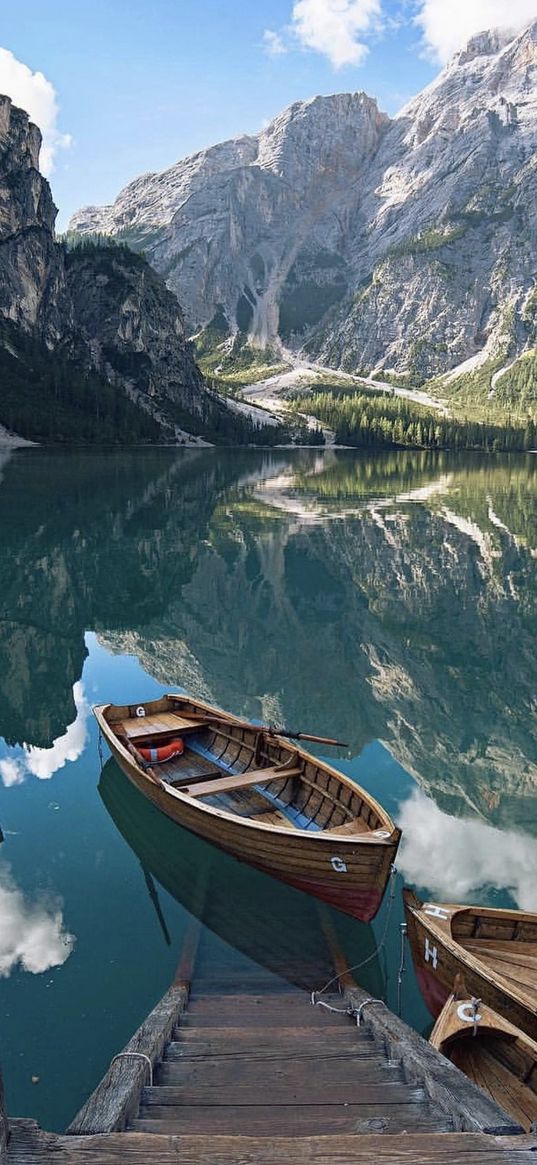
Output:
top-left (5, 925), bottom-right (537, 1163)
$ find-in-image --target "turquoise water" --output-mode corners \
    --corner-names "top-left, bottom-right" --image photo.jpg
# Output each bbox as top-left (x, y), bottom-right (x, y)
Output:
top-left (0, 445), bottom-right (536, 1131)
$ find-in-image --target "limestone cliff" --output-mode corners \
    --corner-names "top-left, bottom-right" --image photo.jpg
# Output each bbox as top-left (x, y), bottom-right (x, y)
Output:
top-left (69, 21), bottom-right (537, 389)
top-left (0, 95), bottom-right (254, 444)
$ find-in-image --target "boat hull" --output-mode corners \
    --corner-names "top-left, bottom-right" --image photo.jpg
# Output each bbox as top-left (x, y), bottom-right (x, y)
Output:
top-left (404, 889), bottom-right (537, 1042)
top-left (96, 697), bottom-right (400, 923)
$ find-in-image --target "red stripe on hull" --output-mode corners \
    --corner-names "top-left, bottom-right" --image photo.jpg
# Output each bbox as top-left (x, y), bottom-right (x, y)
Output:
top-left (251, 862), bottom-right (383, 921)
top-left (416, 965), bottom-right (450, 1019)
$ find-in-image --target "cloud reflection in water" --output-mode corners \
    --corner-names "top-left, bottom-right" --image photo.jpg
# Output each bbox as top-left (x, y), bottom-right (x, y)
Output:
top-left (0, 681), bottom-right (89, 787)
top-left (398, 789), bottom-right (537, 911)
top-left (0, 865), bottom-right (75, 977)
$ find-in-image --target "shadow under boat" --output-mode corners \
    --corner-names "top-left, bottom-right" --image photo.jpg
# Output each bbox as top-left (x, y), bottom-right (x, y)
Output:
top-left (99, 757), bottom-right (385, 997)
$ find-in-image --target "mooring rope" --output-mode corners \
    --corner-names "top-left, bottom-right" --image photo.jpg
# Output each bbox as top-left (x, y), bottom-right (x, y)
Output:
top-left (97, 730), bottom-right (104, 773)
top-left (110, 1052), bottom-right (153, 1085)
top-left (396, 921), bottom-right (407, 1017)
top-left (311, 863), bottom-right (398, 1007)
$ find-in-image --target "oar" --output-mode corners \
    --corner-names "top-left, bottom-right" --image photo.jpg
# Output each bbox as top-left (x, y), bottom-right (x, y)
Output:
top-left (181, 710), bottom-right (347, 748)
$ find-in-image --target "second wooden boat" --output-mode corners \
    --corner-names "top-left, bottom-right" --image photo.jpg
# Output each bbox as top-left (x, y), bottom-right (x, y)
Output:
top-left (431, 992), bottom-right (537, 1131)
top-left (94, 693), bottom-right (401, 921)
top-left (404, 889), bottom-right (537, 1041)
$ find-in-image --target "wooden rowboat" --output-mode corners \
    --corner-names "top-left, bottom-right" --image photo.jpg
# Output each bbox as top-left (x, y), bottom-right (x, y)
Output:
top-left (404, 889), bottom-right (537, 1041)
top-left (94, 693), bottom-right (400, 921)
top-left (98, 757), bottom-right (384, 995)
top-left (431, 992), bottom-right (537, 1131)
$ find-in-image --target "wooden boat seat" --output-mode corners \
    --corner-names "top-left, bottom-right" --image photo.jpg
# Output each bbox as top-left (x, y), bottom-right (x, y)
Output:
top-left (183, 765), bottom-right (302, 799)
top-left (327, 819), bottom-right (362, 835)
top-left (255, 809), bottom-right (296, 829)
top-left (118, 713), bottom-right (201, 741)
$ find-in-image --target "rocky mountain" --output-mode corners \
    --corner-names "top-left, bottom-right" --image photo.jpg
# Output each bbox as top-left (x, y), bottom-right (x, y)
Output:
top-left (70, 22), bottom-right (537, 390)
top-left (0, 95), bottom-right (265, 445)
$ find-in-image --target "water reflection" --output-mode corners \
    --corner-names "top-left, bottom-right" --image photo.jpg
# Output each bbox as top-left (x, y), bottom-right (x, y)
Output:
top-left (0, 683), bottom-right (89, 787)
top-left (0, 447), bottom-right (536, 836)
top-left (398, 789), bottom-right (537, 911)
top-left (99, 758), bottom-right (384, 996)
top-left (0, 863), bottom-right (75, 978)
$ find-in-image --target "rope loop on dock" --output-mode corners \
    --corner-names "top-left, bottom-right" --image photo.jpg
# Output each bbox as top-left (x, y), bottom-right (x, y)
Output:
top-left (353, 998), bottom-right (386, 1026)
top-left (110, 1052), bottom-right (153, 1085)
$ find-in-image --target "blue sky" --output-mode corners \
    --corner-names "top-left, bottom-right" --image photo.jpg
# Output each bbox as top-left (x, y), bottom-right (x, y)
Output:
top-left (0, 0), bottom-right (534, 229)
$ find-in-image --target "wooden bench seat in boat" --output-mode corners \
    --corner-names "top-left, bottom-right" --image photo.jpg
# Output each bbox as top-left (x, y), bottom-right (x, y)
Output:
top-left (118, 713), bottom-right (201, 741)
top-left (328, 819), bottom-right (367, 835)
top-left (182, 765), bottom-right (303, 799)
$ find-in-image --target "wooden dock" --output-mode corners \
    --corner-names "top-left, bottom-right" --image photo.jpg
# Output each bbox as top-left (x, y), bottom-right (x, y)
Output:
top-left (4, 920), bottom-right (537, 1163)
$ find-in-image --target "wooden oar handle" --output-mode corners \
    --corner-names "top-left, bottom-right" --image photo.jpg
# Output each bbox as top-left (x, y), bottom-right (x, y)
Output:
top-left (172, 706), bottom-right (346, 748)
top-left (293, 732), bottom-right (348, 747)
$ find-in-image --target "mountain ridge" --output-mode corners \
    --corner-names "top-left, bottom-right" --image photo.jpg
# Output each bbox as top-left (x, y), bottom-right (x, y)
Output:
top-left (69, 20), bottom-right (537, 397)
top-left (0, 94), bottom-right (281, 446)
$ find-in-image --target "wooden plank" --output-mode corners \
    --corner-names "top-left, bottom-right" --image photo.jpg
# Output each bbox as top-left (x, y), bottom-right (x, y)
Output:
top-left (184, 766), bottom-right (302, 799)
top-left (9, 1123), bottom-right (537, 1163)
top-left (66, 983), bottom-right (189, 1135)
top-left (134, 1102), bottom-right (453, 1135)
top-left (150, 1066), bottom-right (409, 1104)
top-left (344, 985), bottom-right (523, 1136)
top-left (119, 713), bottom-right (200, 740)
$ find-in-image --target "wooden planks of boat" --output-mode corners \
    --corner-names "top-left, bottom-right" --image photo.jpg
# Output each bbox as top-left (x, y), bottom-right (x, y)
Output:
top-left (94, 694), bottom-right (401, 922)
top-left (431, 992), bottom-right (537, 1132)
top-left (404, 889), bottom-right (537, 1041)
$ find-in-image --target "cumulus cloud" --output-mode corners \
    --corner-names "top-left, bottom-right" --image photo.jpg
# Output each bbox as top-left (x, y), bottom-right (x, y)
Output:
top-left (398, 788), bottom-right (537, 911)
top-left (0, 865), bottom-right (75, 977)
top-left (265, 0), bottom-right (382, 68)
top-left (263, 29), bottom-right (288, 55)
top-left (0, 682), bottom-right (89, 788)
top-left (0, 47), bottom-right (71, 175)
top-left (414, 0), bottom-right (537, 64)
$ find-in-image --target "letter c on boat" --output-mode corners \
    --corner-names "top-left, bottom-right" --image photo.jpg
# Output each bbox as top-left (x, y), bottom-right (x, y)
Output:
top-left (457, 1002), bottom-right (482, 1024)
top-left (331, 856), bottom-right (348, 873)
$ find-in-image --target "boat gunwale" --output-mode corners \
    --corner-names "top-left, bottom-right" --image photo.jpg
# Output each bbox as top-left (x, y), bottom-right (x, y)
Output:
top-left (431, 994), bottom-right (537, 1054)
top-left (94, 698), bottom-right (400, 847)
top-left (404, 889), bottom-right (537, 1021)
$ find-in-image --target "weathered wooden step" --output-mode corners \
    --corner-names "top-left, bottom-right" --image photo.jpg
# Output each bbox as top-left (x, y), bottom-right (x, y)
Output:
top-left (133, 1103), bottom-right (453, 1136)
top-left (172, 1025), bottom-right (369, 1046)
top-left (170, 1027), bottom-right (378, 1055)
top-left (183, 994), bottom-right (350, 1028)
top-left (16, 1125), bottom-right (537, 1163)
top-left (141, 1081), bottom-right (426, 1107)
top-left (155, 1057), bottom-right (405, 1089)
top-left (164, 1043), bottom-right (389, 1065)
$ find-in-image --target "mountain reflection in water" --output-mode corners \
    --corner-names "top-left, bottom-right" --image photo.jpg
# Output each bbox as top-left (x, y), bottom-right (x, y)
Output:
top-left (1, 446), bottom-right (536, 834)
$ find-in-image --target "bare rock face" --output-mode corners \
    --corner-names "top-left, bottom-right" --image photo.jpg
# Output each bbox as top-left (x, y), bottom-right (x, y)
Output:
top-left (0, 95), bottom-right (235, 443)
top-left (69, 21), bottom-right (537, 379)
top-left (65, 247), bottom-right (205, 420)
top-left (0, 97), bottom-right (70, 344)
top-left (70, 93), bottom-right (389, 346)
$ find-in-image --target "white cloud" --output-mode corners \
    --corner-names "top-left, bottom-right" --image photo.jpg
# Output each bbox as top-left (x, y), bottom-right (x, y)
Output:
top-left (0, 758), bottom-right (24, 788)
top-left (0, 865), bottom-right (75, 978)
top-left (25, 681), bottom-right (89, 780)
top-left (414, 0), bottom-right (537, 64)
top-left (0, 682), bottom-right (89, 788)
top-left (263, 29), bottom-right (288, 55)
top-left (0, 48), bottom-right (71, 176)
top-left (290, 0), bottom-right (382, 68)
top-left (398, 788), bottom-right (537, 911)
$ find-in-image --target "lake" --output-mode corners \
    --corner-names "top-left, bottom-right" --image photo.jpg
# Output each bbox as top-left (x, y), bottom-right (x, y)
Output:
top-left (1, 445), bottom-right (536, 1132)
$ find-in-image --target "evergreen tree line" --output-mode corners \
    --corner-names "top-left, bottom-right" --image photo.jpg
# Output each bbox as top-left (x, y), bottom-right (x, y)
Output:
top-left (289, 390), bottom-right (537, 452)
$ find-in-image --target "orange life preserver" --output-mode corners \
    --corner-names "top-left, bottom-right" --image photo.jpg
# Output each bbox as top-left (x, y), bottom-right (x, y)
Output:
top-left (138, 738), bottom-right (184, 764)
